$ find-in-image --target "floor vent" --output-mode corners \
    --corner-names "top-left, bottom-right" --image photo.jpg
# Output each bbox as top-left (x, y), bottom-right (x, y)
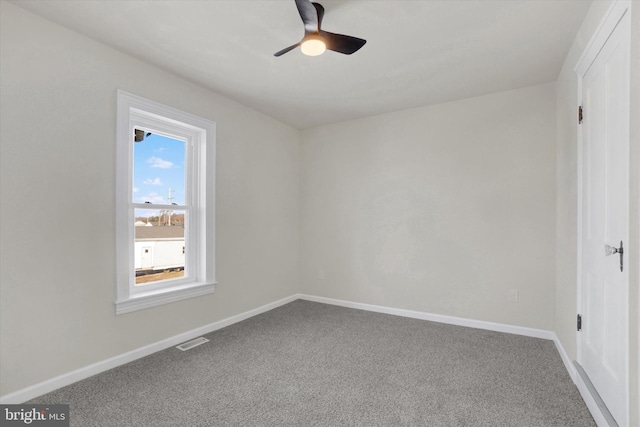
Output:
top-left (176, 337), bottom-right (209, 351)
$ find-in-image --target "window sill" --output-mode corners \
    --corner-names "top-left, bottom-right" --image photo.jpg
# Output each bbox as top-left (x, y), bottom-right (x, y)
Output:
top-left (115, 281), bottom-right (216, 315)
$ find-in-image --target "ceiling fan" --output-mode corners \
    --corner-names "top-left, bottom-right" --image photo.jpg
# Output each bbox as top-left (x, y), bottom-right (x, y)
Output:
top-left (274, 0), bottom-right (367, 57)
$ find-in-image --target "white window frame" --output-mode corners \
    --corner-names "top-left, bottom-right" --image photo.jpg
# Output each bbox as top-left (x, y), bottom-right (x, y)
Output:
top-left (115, 90), bottom-right (216, 315)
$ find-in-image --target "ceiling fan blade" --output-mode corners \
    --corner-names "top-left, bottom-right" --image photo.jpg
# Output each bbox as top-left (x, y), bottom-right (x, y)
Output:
top-left (320, 31), bottom-right (367, 55)
top-left (274, 42), bottom-right (301, 57)
top-left (295, 0), bottom-right (319, 33)
top-left (312, 2), bottom-right (325, 29)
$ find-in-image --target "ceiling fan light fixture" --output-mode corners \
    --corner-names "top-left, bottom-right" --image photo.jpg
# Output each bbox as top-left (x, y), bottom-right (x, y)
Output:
top-left (301, 36), bottom-right (326, 56)
top-left (274, 0), bottom-right (366, 57)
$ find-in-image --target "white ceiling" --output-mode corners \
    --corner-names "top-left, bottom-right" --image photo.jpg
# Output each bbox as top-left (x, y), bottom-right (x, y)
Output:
top-left (11, 0), bottom-right (591, 129)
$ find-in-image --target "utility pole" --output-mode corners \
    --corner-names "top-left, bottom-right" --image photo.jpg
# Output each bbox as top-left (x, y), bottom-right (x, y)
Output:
top-left (167, 187), bottom-right (174, 226)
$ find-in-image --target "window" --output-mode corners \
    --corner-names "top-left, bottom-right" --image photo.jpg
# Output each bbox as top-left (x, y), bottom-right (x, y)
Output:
top-left (115, 90), bottom-right (216, 315)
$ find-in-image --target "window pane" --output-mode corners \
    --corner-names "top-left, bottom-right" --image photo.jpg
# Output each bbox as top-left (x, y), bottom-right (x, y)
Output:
top-left (134, 208), bottom-right (186, 285)
top-left (133, 132), bottom-right (186, 205)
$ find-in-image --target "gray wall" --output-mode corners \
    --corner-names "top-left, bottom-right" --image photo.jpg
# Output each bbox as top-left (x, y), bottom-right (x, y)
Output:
top-left (300, 83), bottom-right (557, 330)
top-left (2, 1), bottom-right (638, 422)
top-left (0, 1), bottom-right (300, 396)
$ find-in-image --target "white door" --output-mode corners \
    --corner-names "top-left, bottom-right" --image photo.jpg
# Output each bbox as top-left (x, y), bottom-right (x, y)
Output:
top-left (578, 7), bottom-right (630, 426)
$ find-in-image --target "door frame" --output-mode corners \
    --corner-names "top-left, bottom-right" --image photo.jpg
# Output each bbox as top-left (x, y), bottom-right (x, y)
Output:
top-left (574, 1), bottom-right (632, 425)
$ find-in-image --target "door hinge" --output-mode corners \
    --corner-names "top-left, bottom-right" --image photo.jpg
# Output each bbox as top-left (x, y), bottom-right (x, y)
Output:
top-left (578, 105), bottom-right (583, 124)
top-left (577, 314), bottom-right (582, 331)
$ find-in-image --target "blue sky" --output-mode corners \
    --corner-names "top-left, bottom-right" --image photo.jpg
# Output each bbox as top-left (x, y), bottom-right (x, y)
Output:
top-left (133, 133), bottom-right (186, 211)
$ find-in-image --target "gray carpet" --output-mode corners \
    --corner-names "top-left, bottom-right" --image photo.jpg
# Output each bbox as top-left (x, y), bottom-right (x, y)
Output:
top-left (30, 300), bottom-right (595, 426)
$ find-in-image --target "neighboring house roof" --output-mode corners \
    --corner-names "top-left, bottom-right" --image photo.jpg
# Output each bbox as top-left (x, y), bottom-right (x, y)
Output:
top-left (135, 226), bottom-right (184, 240)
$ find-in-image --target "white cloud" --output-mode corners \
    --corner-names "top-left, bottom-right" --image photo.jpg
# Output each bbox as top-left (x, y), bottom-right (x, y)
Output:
top-left (133, 187), bottom-right (139, 193)
top-left (143, 177), bottom-right (163, 186)
top-left (148, 156), bottom-right (173, 169)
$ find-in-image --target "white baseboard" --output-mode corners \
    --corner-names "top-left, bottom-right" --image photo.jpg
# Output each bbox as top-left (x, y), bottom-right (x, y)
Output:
top-left (298, 294), bottom-right (556, 340)
top-left (575, 379), bottom-right (609, 427)
top-left (0, 294), bottom-right (298, 404)
top-left (574, 362), bottom-right (614, 427)
top-left (552, 333), bottom-right (577, 383)
top-left (2, 293), bottom-right (577, 406)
